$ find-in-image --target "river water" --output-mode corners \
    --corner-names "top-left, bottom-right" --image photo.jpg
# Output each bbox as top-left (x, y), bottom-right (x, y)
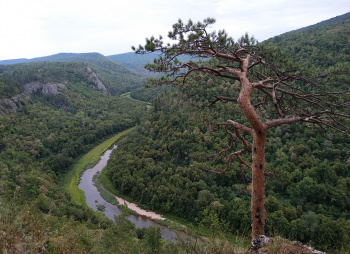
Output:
top-left (78, 145), bottom-right (179, 241)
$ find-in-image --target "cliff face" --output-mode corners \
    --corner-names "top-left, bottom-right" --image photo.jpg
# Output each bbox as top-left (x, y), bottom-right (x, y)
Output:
top-left (85, 66), bottom-right (109, 95)
top-left (0, 82), bottom-right (67, 115)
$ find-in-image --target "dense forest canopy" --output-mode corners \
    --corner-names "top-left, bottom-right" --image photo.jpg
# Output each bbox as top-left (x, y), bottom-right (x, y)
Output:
top-left (0, 58), bottom-right (152, 252)
top-left (0, 12), bottom-right (349, 254)
top-left (105, 13), bottom-right (350, 252)
top-left (131, 16), bottom-right (349, 239)
top-left (267, 12), bottom-right (350, 69)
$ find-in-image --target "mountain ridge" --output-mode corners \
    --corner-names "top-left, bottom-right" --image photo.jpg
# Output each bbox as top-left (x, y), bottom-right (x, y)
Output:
top-left (2, 12), bottom-right (349, 69)
top-left (267, 11), bottom-right (350, 69)
top-left (0, 12), bottom-right (349, 253)
top-left (275, 11), bottom-right (350, 36)
top-left (0, 52), bottom-right (83, 64)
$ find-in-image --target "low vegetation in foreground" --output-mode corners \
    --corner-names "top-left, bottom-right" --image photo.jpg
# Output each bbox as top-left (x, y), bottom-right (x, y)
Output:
top-left (1, 12), bottom-right (350, 254)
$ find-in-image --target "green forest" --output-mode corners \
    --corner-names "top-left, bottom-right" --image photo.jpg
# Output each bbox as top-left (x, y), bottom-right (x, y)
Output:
top-left (0, 12), bottom-right (350, 254)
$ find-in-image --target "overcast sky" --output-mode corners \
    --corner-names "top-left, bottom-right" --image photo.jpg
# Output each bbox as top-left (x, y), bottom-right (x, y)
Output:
top-left (0, 0), bottom-right (349, 60)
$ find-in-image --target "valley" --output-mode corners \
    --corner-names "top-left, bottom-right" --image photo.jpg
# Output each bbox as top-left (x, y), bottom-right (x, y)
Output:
top-left (0, 12), bottom-right (349, 254)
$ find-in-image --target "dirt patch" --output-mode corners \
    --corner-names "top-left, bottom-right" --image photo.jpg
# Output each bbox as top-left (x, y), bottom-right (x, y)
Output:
top-left (247, 236), bottom-right (325, 254)
top-left (115, 197), bottom-right (165, 221)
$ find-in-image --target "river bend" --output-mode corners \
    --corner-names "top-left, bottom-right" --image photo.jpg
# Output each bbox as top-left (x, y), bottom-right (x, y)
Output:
top-left (78, 145), bottom-right (178, 241)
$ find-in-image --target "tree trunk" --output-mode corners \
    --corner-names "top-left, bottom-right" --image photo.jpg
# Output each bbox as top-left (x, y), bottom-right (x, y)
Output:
top-left (237, 56), bottom-right (268, 239)
top-left (251, 129), bottom-right (267, 239)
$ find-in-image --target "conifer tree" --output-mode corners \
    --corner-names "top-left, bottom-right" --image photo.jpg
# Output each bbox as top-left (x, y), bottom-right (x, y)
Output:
top-left (133, 18), bottom-right (350, 239)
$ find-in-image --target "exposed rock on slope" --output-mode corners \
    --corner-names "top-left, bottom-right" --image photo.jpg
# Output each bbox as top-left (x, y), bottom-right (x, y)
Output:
top-left (0, 98), bottom-right (20, 115)
top-left (42, 83), bottom-right (67, 95)
top-left (246, 236), bottom-right (326, 254)
top-left (0, 93), bottom-right (31, 115)
top-left (85, 66), bottom-right (109, 94)
top-left (0, 65), bottom-right (110, 115)
top-left (24, 82), bottom-right (67, 95)
top-left (0, 82), bottom-right (67, 115)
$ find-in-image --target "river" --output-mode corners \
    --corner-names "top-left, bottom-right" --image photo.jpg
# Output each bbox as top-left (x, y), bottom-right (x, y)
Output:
top-left (78, 145), bottom-right (179, 241)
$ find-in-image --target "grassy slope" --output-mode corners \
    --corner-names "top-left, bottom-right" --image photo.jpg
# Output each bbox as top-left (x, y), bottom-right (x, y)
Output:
top-left (120, 92), bottom-right (152, 110)
top-left (63, 127), bottom-right (135, 206)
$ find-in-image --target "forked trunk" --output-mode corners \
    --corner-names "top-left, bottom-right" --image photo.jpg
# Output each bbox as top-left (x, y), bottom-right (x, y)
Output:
top-left (251, 130), bottom-right (267, 239)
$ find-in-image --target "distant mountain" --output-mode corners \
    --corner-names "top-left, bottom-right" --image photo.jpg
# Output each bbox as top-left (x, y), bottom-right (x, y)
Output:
top-left (108, 52), bottom-right (160, 76)
top-left (108, 52), bottom-right (195, 76)
top-left (0, 53), bottom-right (79, 65)
top-left (1, 52), bottom-right (148, 74)
top-left (0, 52), bottom-right (146, 95)
top-left (0, 58), bottom-right (32, 65)
top-left (0, 52), bottom-right (136, 74)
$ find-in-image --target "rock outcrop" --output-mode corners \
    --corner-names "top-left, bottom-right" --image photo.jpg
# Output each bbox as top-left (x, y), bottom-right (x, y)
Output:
top-left (0, 94), bottom-right (30, 115)
top-left (24, 82), bottom-right (67, 96)
top-left (23, 82), bottom-right (42, 94)
top-left (0, 82), bottom-right (67, 115)
top-left (85, 67), bottom-right (109, 94)
top-left (247, 235), bottom-right (270, 253)
top-left (0, 98), bottom-right (19, 115)
top-left (246, 235), bottom-right (326, 254)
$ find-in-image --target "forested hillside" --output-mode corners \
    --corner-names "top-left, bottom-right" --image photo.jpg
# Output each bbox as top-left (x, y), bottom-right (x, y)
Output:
top-left (108, 52), bottom-right (160, 76)
top-left (104, 13), bottom-right (350, 253)
top-left (0, 12), bottom-right (349, 254)
top-left (0, 53), bottom-right (145, 95)
top-left (267, 12), bottom-right (350, 69)
top-left (0, 60), bottom-right (153, 252)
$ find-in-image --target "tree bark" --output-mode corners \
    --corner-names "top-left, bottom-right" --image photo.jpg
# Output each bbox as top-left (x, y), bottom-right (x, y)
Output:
top-left (251, 129), bottom-right (267, 239)
top-left (236, 56), bottom-right (268, 239)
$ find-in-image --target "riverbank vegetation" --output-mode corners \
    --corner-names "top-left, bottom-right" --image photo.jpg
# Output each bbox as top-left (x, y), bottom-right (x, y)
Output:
top-left (0, 59), bottom-right (149, 253)
top-left (0, 12), bottom-right (349, 254)
top-left (63, 128), bottom-right (135, 206)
